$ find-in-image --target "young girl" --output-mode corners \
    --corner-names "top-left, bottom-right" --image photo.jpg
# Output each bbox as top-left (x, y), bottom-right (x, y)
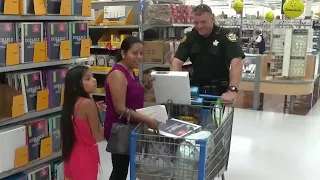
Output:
top-left (61, 65), bottom-right (105, 180)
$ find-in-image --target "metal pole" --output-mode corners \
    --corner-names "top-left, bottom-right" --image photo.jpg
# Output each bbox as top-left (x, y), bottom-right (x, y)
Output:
top-left (138, 0), bottom-right (144, 82)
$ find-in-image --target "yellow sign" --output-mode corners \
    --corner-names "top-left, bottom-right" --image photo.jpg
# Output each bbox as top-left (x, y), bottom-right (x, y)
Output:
top-left (265, 11), bottom-right (275, 22)
top-left (283, 0), bottom-right (304, 19)
top-left (233, 0), bottom-right (243, 13)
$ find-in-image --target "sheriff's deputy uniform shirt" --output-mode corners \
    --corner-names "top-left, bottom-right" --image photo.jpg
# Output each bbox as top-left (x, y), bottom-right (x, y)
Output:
top-left (174, 25), bottom-right (245, 86)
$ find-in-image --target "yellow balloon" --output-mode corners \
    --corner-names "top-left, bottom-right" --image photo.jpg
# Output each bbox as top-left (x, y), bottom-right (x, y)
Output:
top-left (283, 0), bottom-right (304, 18)
top-left (233, 0), bottom-right (243, 13)
top-left (265, 11), bottom-right (275, 22)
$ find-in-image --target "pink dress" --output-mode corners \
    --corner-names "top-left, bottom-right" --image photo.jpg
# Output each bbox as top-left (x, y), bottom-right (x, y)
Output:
top-left (64, 99), bottom-right (100, 180)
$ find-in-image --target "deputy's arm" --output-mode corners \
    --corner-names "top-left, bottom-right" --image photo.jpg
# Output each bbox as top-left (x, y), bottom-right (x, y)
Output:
top-left (171, 34), bottom-right (191, 71)
top-left (221, 31), bottom-right (245, 88)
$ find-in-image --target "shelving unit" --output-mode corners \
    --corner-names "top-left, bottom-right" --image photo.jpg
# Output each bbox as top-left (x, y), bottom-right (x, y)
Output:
top-left (0, 151), bottom-right (62, 179)
top-left (0, 0), bottom-right (93, 178)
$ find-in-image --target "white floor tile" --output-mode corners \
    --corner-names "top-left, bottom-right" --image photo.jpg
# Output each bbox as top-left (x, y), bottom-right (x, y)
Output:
top-left (99, 107), bottom-right (320, 180)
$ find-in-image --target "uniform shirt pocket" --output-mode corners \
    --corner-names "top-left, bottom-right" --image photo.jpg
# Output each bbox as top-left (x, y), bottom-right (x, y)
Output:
top-left (208, 45), bottom-right (221, 56)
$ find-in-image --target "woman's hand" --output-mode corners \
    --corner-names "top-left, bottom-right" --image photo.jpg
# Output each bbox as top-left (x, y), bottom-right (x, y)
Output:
top-left (146, 118), bottom-right (159, 134)
top-left (96, 100), bottom-right (107, 112)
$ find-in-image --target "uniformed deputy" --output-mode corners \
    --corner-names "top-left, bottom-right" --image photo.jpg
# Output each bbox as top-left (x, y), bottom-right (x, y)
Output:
top-left (171, 4), bottom-right (245, 102)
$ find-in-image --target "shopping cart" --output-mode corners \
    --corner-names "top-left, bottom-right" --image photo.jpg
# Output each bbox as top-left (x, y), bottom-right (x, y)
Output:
top-left (129, 95), bottom-right (234, 180)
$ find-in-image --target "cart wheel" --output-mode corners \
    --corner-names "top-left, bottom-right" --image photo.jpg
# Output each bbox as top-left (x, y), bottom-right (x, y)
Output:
top-left (221, 174), bottom-right (226, 180)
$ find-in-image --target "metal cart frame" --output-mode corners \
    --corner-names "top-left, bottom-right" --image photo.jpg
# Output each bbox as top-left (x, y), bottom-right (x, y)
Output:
top-left (129, 100), bottom-right (234, 180)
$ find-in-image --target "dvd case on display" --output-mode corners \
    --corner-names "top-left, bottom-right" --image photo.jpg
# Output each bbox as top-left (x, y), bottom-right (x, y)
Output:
top-left (72, 0), bottom-right (83, 15)
top-left (45, 68), bottom-right (67, 108)
top-left (26, 164), bottom-right (51, 180)
top-left (48, 115), bottom-right (61, 152)
top-left (20, 71), bottom-right (43, 113)
top-left (47, 0), bottom-right (62, 14)
top-left (25, 120), bottom-right (49, 162)
top-left (45, 22), bottom-right (69, 60)
top-left (22, 0), bottom-right (34, 14)
top-left (0, 0), bottom-right (4, 13)
top-left (16, 23), bottom-right (44, 63)
top-left (69, 22), bottom-right (88, 57)
top-left (0, 23), bottom-right (15, 67)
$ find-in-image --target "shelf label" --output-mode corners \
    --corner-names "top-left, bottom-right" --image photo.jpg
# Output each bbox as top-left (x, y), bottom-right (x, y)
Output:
top-left (139, 0), bottom-right (144, 12)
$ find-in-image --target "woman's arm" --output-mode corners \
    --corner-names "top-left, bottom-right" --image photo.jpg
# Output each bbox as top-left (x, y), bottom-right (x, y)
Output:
top-left (107, 70), bottom-right (152, 123)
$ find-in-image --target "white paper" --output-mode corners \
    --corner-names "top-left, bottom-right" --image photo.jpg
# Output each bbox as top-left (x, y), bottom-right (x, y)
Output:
top-left (136, 105), bottom-right (168, 123)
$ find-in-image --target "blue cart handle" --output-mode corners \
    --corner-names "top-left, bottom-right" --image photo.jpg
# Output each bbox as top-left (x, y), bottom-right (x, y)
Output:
top-left (198, 94), bottom-right (221, 100)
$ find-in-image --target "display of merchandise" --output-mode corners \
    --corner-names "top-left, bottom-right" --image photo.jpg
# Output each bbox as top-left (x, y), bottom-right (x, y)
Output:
top-left (143, 4), bottom-right (195, 24)
top-left (270, 28), bottom-right (286, 75)
top-left (20, 71), bottom-right (43, 113)
top-left (46, 0), bottom-right (61, 14)
top-left (69, 22), bottom-right (89, 57)
top-left (72, 0), bottom-right (83, 16)
top-left (283, 29), bottom-right (310, 77)
top-left (25, 120), bottom-right (49, 162)
top-left (43, 68), bottom-right (68, 108)
top-left (4, 173), bottom-right (28, 180)
top-left (21, 0), bottom-right (35, 14)
top-left (242, 57), bottom-right (256, 79)
top-left (26, 164), bottom-right (51, 180)
top-left (0, 126), bottom-right (26, 173)
top-left (313, 20), bottom-right (320, 51)
top-left (0, 0), bottom-right (92, 178)
top-left (17, 23), bottom-right (44, 64)
top-left (48, 115), bottom-right (61, 152)
top-left (0, 23), bottom-right (16, 67)
top-left (45, 22), bottom-right (69, 61)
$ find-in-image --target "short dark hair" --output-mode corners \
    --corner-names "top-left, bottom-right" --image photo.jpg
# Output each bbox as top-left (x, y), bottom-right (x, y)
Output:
top-left (193, 4), bottom-right (212, 15)
top-left (115, 36), bottom-right (142, 62)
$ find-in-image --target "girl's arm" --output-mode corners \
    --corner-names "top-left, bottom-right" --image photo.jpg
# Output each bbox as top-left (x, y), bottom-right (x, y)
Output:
top-left (84, 99), bottom-right (105, 142)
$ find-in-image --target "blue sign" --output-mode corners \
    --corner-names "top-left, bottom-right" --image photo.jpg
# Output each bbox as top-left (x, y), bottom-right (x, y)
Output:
top-left (139, 0), bottom-right (145, 11)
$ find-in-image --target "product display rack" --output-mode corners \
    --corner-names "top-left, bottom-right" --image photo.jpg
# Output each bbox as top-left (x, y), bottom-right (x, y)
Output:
top-left (0, 1), bottom-right (93, 177)
top-left (0, 151), bottom-right (62, 179)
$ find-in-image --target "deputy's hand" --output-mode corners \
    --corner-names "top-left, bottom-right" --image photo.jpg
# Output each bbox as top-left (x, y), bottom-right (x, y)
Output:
top-left (96, 100), bottom-right (106, 112)
top-left (145, 70), bottom-right (155, 90)
top-left (221, 91), bottom-right (237, 102)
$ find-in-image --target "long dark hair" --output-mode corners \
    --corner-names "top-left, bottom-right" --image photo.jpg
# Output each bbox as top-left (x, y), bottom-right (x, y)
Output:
top-left (115, 36), bottom-right (142, 62)
top-left (60, 65), bottom-right (91, 161)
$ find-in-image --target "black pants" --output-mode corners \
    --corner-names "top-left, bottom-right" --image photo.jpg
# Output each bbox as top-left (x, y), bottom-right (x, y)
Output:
top-left (109, 154), bottom-right (130, 180)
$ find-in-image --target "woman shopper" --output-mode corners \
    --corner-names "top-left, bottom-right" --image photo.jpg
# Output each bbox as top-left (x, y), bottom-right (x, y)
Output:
top-left (104, 36), bottom-right (159, 180)
top-left (61, 65), bottom-right (106, 180)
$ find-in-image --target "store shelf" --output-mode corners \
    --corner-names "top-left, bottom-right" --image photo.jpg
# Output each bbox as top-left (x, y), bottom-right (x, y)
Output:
top-left (0, 151), bottom-right (62, 179)
top-left (92, 93), bottom-right (105, 96)
top-left (0, 15), bottom-right (93, 21)
top-left (92, 71), bottom-right (108, 75)
top-left (0, 56), bottom-right (95, 73)
top-left (89, 25), bottom-right (139, 29)
top-left (143, 23), bottom-right (193, 31)
top-left (0, 107), bottom-right (62, 127)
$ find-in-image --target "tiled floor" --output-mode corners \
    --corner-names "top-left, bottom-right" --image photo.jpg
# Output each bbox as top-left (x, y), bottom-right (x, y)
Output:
top-left (98, 101), bottom-right (320, 180)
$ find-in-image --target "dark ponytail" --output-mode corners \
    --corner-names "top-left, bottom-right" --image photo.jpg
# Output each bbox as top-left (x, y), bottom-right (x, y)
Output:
top-left (115, 36), bottom-right (142, 62)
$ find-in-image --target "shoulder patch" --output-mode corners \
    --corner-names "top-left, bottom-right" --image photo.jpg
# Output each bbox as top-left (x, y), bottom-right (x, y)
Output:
top-left (181, 35), bottom-right (187, 43)
top-left (226, 32), bottom-right (237, 42)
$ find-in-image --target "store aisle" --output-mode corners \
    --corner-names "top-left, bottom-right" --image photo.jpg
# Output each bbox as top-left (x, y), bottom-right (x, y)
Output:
top-left (98, 108), bottom-right (320, 180)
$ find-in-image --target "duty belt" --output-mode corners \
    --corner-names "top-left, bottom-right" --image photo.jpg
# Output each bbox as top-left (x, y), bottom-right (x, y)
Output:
top-left (199, 80), bottom-right (229, 95)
